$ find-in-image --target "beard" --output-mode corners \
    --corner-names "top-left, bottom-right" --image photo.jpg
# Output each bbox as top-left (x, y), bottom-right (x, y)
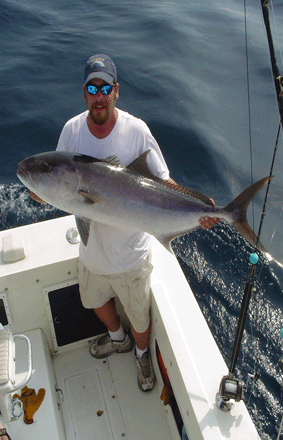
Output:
top-left (89, 104), bottom-right (109, 125)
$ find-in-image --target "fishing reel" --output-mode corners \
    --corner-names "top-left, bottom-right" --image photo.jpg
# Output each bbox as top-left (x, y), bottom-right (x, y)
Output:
top-left (216, 375), bottom-right (245, 411)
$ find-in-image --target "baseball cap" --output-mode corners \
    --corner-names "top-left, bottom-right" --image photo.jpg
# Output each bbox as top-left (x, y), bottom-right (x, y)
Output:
top-left (83, 54), bottom-right (117, 86)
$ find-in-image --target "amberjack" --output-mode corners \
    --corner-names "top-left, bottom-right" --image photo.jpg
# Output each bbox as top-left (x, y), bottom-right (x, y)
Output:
top-left (17, 150), bottom-right (268, 252)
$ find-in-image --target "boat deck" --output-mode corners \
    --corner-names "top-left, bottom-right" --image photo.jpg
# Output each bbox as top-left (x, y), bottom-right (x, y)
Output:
top-left (53, 342), bottom-right (172, 440)
top-left (7, 329), bottom-right (174, 440)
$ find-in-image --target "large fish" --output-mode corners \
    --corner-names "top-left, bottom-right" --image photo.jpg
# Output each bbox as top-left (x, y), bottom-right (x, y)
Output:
top-left (17, 150), bottom-right (268, 252)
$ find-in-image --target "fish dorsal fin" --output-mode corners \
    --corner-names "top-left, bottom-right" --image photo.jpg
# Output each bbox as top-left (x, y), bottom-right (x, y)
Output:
top-left (128, 150), bottom-right (214, 207)
top-left (73, 153), bottom-right (120, 166)
top-left (127, 150), bottom-right (157, 179)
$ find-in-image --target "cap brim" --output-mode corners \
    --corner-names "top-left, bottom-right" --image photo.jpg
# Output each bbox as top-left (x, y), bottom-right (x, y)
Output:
top-left (84, 72), bottom-right (114, 86)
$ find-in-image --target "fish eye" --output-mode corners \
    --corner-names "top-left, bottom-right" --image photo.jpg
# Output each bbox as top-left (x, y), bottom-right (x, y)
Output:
top-left (39, 162), bottom-right (52, 173)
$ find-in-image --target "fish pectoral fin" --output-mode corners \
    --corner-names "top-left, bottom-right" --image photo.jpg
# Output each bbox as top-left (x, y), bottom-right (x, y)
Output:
top-left (75, 216), bottom-right (91, 246)
top-left (79, 190), bottom-right (100, 204)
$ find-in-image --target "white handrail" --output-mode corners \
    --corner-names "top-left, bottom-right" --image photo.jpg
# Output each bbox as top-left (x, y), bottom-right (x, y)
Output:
top-left (8, 334), bottom-right (33, 394)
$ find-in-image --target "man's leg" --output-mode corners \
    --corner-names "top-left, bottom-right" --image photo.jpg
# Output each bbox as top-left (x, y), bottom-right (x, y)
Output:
top-left (131, 323), bottom-right (151, 351)
top-left (90, 299), bottom-right (134, 358)
top-left (93, 301), bottom-right (151, 349)
top-left (78, 262), bottom-right (135, 358)
top-left (108, 257), bottom-right (156, 391)
top-left (132, 321), bottom-right (156, 392)
top-left (93, 299), bottom-right (120, 332)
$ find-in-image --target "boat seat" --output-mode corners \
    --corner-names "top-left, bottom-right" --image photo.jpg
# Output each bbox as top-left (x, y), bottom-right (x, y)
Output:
top-left (0, 327), bottom-right (32, 422)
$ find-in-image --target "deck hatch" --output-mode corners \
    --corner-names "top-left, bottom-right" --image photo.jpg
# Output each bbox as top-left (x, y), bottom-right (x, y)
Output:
top-left (65, 370), bottom-right (114, 439)
top-left (44, 280), bottom-right (107, 350)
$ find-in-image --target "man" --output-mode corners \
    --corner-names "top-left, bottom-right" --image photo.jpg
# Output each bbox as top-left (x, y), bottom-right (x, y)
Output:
top-left (31, 53), bottom-right (219, 392)
top-left (57, 53), bottom-right (174, 392)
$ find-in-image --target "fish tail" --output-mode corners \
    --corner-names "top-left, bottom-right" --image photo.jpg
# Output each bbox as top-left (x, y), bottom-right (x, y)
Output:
top-left (224, 176), bottom-right (270, 251)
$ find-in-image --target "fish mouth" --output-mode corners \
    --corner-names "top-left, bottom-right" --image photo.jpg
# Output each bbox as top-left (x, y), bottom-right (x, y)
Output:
top-left (17, 162), bottom-right (29, 180)
top-left (17, 163), bottom-right (36, 188)
top-left (17, 163), bottom-right (26, 179)
top-left (17, 164), bottom-right (24, 175)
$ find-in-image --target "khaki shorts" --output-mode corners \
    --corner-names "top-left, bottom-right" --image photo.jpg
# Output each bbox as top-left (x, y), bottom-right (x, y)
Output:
top-left (78, 257), bottom-right (153, 333)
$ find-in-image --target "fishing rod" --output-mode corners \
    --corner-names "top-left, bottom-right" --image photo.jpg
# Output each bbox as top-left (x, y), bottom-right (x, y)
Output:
top-left (216, 0), bottom-right (282, 411)
top-left (261, 0), bottom-right (283, 126)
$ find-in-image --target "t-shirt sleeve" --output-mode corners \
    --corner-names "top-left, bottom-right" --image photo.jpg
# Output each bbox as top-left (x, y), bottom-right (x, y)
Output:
top-left (143, 129), bottom-right (170, 180)
top-left (56, 122), bottom-right (69, 152)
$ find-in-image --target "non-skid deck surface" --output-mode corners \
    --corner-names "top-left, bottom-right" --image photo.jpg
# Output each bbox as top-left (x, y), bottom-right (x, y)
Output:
top-left (53, 343), bottom-right (172, 440)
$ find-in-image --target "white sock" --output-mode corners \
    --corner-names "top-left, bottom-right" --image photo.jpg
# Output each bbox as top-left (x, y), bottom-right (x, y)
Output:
top-left (108, 325), bottom-right (125, 342)
top-left (135, 346), bottom-right (148, 359)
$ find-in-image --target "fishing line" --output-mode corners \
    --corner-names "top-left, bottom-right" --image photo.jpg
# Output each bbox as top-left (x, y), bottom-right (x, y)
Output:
top-left (244, 0), bottom-right (283, 408)
top-left (219, 0), bottom-right (282, 412)
top-left (246, 0), bottom-right (283, 252)
top-left (276, 415), bottom-right (283, 440)
top-left (270, 204), bottom-right (283, 248)
top-left (240, 0), bottom-right (262, 402)
top-left (243, 0), bottom-right (255, 233)
top-left (270, 0), bottom-right (283, 69)
top-left (256, 4), bottom-right (283, 439)
top-left (255, 124), bottom-right (280, 250)
top-left (244, 0), bottom-right (281, 251)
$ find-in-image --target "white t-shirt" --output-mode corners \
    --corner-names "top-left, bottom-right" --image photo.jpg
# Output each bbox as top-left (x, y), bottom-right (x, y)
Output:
top-left (57, 108), bottom-right (169, 275)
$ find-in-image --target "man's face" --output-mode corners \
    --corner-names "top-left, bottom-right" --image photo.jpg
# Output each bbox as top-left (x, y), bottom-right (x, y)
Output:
top-left (84, 78), bottom-right (119, 126)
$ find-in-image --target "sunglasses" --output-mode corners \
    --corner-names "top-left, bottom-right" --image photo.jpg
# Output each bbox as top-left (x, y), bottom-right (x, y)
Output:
top-left (86, 84), bottom-right (114, 95)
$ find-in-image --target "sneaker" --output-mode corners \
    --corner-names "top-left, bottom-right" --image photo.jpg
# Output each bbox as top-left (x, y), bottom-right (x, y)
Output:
top-left (90, 333), bottom-right (134, 359)
top-left (135, 349), bottom-right (156, 392)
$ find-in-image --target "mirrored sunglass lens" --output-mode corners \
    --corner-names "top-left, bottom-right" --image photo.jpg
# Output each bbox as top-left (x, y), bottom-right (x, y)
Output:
top-left (101, 85), bottom-right (113, 95)
top-left (87, 85), bottom-right (97, 95)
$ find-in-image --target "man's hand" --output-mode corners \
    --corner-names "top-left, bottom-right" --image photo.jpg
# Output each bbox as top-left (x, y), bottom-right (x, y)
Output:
top-left (165, 178), bottom-right (220, 230)
top-left (29, 191), bottom-right (47, 204)
top-left (199, 216), bottom-right (221, 229)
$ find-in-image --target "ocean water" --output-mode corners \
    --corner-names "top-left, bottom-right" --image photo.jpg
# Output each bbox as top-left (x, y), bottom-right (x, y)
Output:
top-left (1, 0), bottom-right (283, 438)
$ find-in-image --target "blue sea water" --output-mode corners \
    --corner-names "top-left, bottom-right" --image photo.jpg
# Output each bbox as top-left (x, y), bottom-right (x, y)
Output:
top-left (1, 0), bottom-right (283, 438)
